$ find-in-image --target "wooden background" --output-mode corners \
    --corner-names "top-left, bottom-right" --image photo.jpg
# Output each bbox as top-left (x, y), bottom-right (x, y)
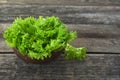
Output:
top-left (0, 0), bottom-right (120, 80)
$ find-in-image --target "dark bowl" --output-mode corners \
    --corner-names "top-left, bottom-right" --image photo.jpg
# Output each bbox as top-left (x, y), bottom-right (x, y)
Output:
top-left (13, 48), bottom-right (64, 64)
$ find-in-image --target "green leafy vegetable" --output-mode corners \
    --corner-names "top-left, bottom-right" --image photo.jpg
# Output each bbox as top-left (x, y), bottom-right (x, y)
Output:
top-left (4, 16), bottom-right (86, 60)
top-left (65, 44), bottom-right (86, 60)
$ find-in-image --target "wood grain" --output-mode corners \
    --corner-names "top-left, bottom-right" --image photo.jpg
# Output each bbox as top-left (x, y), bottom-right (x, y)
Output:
top-left (1, 5), bottom-right (120, 24)
top-left (0, 0), bottom-right (120, 80)
top-left (0, 23), bottom-right (120, 53)
top-left (0, 38), bottom-right (120, 53)
top-left (68, 24), bottom-right (120, 38)
top-left (1, 23), bottom-right (120, 38)
top-left (0, 0), bottom-right (120, 6)
top-left (0, 38), bottom-right (13, 52)
top-left (0, 54), bottom-right (120, 80)
top-left (71, 38), bottom-right (120, 53)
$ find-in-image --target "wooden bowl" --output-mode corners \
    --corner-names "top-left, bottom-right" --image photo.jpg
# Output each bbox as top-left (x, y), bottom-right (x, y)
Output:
top-left (13, 48), bottom-right (64, 64)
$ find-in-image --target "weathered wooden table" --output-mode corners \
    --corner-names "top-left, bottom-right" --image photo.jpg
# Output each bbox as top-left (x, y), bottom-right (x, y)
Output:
top-left (0, 0), bottom-right (120, 80)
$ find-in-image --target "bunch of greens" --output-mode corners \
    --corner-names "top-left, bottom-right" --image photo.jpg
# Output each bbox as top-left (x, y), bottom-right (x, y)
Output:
top-left (4, 16), bottom-right (86, 60)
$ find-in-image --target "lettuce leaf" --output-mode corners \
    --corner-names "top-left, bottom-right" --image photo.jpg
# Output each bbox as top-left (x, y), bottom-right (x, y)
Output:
top-left (4, 16), bottom-right (86, 60)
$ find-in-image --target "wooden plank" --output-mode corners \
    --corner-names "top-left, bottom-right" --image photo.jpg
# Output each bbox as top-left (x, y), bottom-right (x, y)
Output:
top-left (0, 54), bottom-right (120, 80)
top-left (0, 38), bottom-right (120, 53)
top-left (0, 23), bottom-right (8, 38)
top-left (1, 5), bottom-right (120, 24)
top-left (0, 38), bottom-right (13, 52)
top-left (68, 24), bottom-right (120, 38)
top-left (0, 23), bottom-right (120, 53)
top-left (71, 38), bottom-right (120, 53)
top-left (1, 23), bottom-right (120, 38)
top-left (0, 0), bottom-right (120, 6)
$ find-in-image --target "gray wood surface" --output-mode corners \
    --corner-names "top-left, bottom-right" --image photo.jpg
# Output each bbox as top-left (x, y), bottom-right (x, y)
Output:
top-left (1, 23), bottom-right (120, 38)
top-left (1, 5), bottom-right (120, 25)
top-left (1, 38), bottom-right (120, 53)
top-left (0, 0), bottom-right (120, 80)
top-left (0, 0), bottom-right (120, 6)
top-left (0, 54), bottom-right (120, 80)
top-left (0, 23), bottom-right (120, 53)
